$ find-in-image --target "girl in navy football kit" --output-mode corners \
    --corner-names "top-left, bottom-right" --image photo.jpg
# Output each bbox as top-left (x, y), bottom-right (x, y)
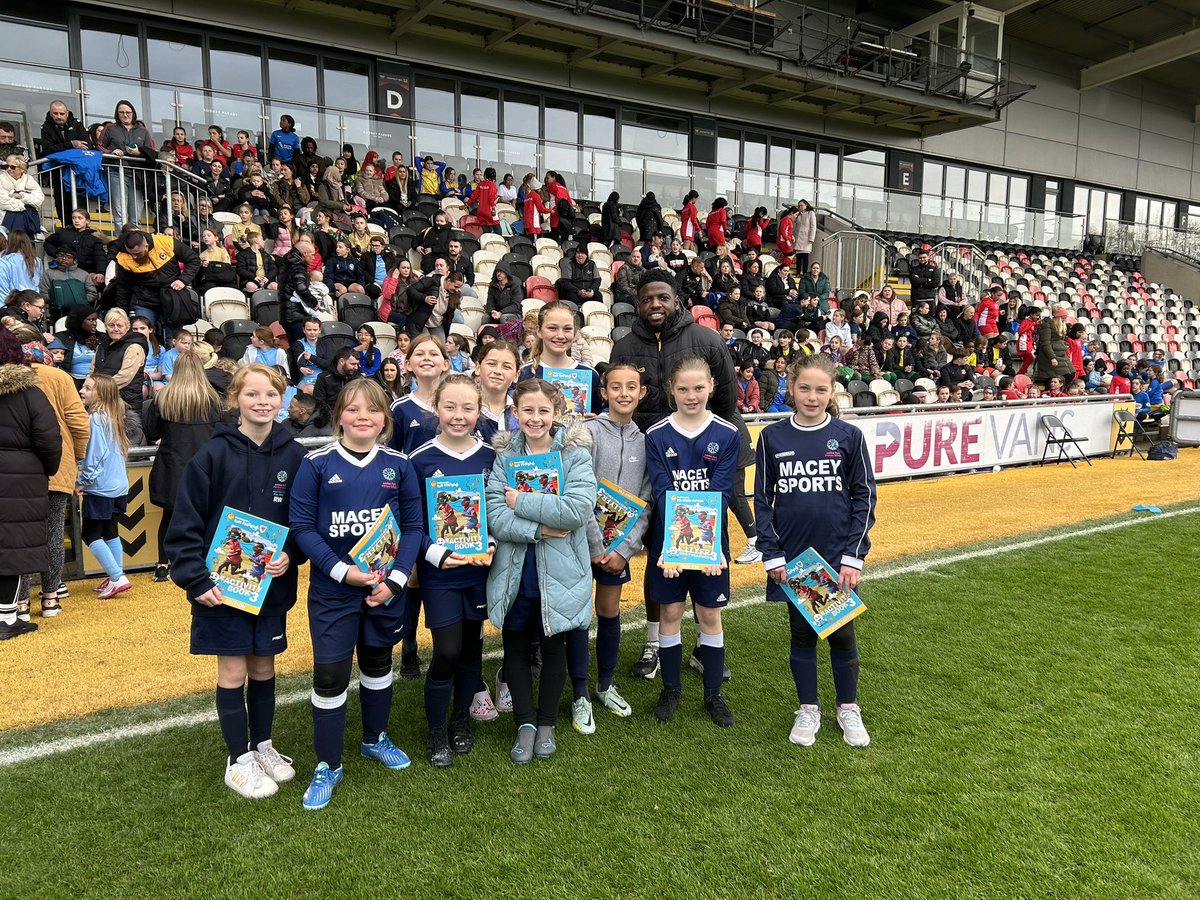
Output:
top-left (289, 379), bottom-right (423, 809)
top-left (407, 374), bottom-right (497, 767)
top-left (486, 378), bottom-right (597, 763)
top-left (389, 333), bottom-right (451, 678)
top-left (644, 356), bottom-right (739, 728)
top-left (475, 339), bottom-right (521, 444)
top-left (566, 363), bottom-right (651, 732)
top-left (517, 302), bottom-right (602, 415)
top-left (166, 364), bottom-right (306, 799)
top-left (754, 353), bottom-right (877, 748)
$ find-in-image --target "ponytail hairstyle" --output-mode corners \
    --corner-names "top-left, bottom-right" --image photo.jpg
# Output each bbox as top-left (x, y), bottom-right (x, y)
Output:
top-left (787, 352), bottom-right (841, 419)
top-left (511, 376), bottom-right (564, 418)
top-left (252, 325), bottom-right (278, 349)
top-left (476, 338), bottom-right (521, 370)
top-left (666, 355), bottom-right (715, 410)
top-left (602, 361), bottom-right (642, 388)
top-left (531, 301), bottom-right (576, 368)
top-left (435, 372), bottom-right (483, 409)
top-left (85, 373), bottom-right (130, 455)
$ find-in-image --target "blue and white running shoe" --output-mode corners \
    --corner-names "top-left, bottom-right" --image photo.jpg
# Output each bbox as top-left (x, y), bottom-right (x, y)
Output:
top-left (360, 732), bottom-right (412, 769)
top-left (301, 762), bottom-right (343, 811)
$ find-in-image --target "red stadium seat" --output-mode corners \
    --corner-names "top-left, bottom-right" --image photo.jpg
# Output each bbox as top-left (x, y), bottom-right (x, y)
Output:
top-left (530, 285), bottom-right (558, 302)
top-left (457, 216), bottom-right (483, 238)
top-left (525, 275), bottom-right (553, 294)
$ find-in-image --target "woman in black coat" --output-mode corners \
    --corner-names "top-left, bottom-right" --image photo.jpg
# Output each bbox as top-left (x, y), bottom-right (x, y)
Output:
top-left (486, 267), bottom-right (524, 321)
top-left (635, 191), bottom-right (665, 241)
top-left (738, 259), bottom-right (765, 296)
top-left (142, 349), bottom-right (223, 583)
top-left (0, 328), bottom-right (62, 639)
top-left (600, 192), bottom-right (621, 247)
top-left (92, 308), bottom-right (148, 446)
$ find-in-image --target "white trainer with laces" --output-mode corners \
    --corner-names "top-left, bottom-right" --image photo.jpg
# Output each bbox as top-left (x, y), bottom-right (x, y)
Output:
top-left (97, 575), bottom-right (131, 599)
top-left (836, 703), bottom-right (870, 747)
top-left (253, 740), bottom-right (295, 783)
top-left (789, 704), bottom-right (821, 746)
top-left (734, 538), bottom-right (762, 565)
top-left (571, 697), bottom-right (596, 735)
top-left (225, 753), bottom-right (279, 799)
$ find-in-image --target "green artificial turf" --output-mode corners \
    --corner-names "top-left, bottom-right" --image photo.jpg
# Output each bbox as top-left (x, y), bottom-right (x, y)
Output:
top-left (4, 521), bottom-right (1199, 899)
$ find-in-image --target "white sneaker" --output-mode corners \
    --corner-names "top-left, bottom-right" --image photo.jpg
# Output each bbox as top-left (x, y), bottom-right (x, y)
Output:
top-left (97, 575), bottom-right (131, 599)
top-left (836, 703), bottom-right (870, 747)
top-left (595, 683), bottom-right (633, 717)
top-left (571, 696), bottom-right (596, 735)
top-left (253, 740), bottom-right (295, 783)
top-left (494, 669), bottom-right (513, 714)
top-left (735, 539), bottom-right (762, 565)
top-left (224, 752), bottom-right (279, 799)
top-left (789, 704), bottom-right (821, 746)
top-left (469, 690), bottom-right (499, 722)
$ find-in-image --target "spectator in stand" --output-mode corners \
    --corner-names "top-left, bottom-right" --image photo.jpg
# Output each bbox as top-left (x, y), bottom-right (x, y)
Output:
top-left (765, 262), bottom-right (800, 307)
top-left (868, 285), bottom-right (906, 323)
top-left (736, 361), bottom-right (760, 413)
top-left (934, 307), bottom-right (958, 346)
top-left (640, 232), bottom-right (667, 269)
top-left (890, 311), bottom-right (917, 345)
top-left (677, 255), bottom-right (712, 310)
top-left (663, 237), bottom-right (688, 276)
top-left (544, 171), bottom-right (576, 242)
top-left (91, 307), bottom-right (147, 445)
top-left (758, 356), bottom-right (791, 413)
top-left (937, 272), bottom-right (966, 310)
top-left (142, 350), bottom-right (223, 583)
top-left (268, 115), bottom-right (301, 164)
top-left (190, 143), bottom-right (216, 181)
top-left (445, 238), bottom-right (475, 287)
top-left (910, 299), bottom-right (937, 342)
top-left (440, 165), bottom-right (464, 199)
top-left (468, 167), bottom-right (500, 233)
top-left (378, 258), bottom-right (418, 328)
top-left (387, 162), bottom-right (417, 211)
top-left (635, 192), bottom-right (666, 243)
top-left (0, 154), bottom-right (45, 236)
top-left (705, 197), bottom-right (730, 249)
top-left (1044, 375), bottom-right (1068, 399)
top-left (743, 207), bottom-right (769, 252)
top-left (237, 173), bottom-right (277, 219)
top-left (775, 205), bottom-right (796, 264)
top-left (600, 192), bottom-right (622, 247)
top-left (486, 267), bottom-right (523, 321)
top-left (41, 100), bottom-right (92, 221)
top-left (57, 304), bottom-right (101, 389)
top-left (355, 160), bottom-right (389, 211)
top-left (162, 126), bottom-right (194, 169)
top-left (1035, 307), bottom-right (1075, 388)
top-left (314, 346), bottom-right (361, 413)
top-left (738, 258), bottom-right (765, 297)
top-left (205, 158), bottom-right (232, 211)
top-left (108, 230), bottom-right (200, 333)
top-left (1108, 361), bottom-right (1131, 395)
top-left (718, 285), bottom-right (751, 333)
top-left (975, 285), bottom-right (1002, 343)
top-left (679, 190), bottom-right (701, 251)
top-left (711, 258), bottom-right (737, 296)
top-left (883, 334), bottom-right (915, 379)
top-left (0, 232), bottom-right (45, 298)
top-left (825, 307), bottom-right (851, 346)
top-left (324, 237), bottom-right (366, 297)
top-left (519, 181), bottom-right (549, 237)
top-left (295, 137), bottom-right (331, 182)
top-left (1015, 306), bottom-right (1042, 375)
top-left (0, 327), bottom-right (61, 639)
top-left (360, 235), bottom-right (399, 301)
top-left (236, 232), bottom-right (278, 294)
top-left (196, 125), bottom-right (232, 167)
top-left (916, 337), bottom-right (946, 381)
top-left (556, 246), bottom-right (600, 305)
top-left (614, 248), bottom-right (645, 305)
top-left (908, 249), bottom-right (939, 306)
top-left (45, 210), bottom-right (107, 283)
top-left (0, 122), bottom-right (28, 162)
top-left (101, 101), bottom-right (158, 229)
top-left (1085, 358), bottom-right (1107, 394)
top-left (354, 325), bottom-right (382, 377)
top-left (417, 156), bottom-right (440, 196)
top-left (798, 261), bottom-right (830, 313)
top-left (405, 269), bottom-right (466, 341)
top-left (497, 173), bottom-right (518, 205)
top-left (949, 305), bottom-right (981, 348)
top-left (41, 245), bottom-right (99, 312)
top-left (1065, 323), bottom-right (1086, 381)
top-left (743, 328), bottom-right (770, 372)
top-left (793, 200), bottom-right (817, 272)
top-left (940, 347), bottom-right (975, 391)
top-left (232, 130), bottom-right (258, 166)
top-left (415, 211), bottom-right (453, 271)
top-left (843, 333), bottom-right (881, 381)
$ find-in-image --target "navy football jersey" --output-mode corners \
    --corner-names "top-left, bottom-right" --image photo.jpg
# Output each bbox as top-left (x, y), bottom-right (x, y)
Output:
top-left (289, 442), bottom-right (423, 602)
top-left (389, 394), bottom-right (439, 454)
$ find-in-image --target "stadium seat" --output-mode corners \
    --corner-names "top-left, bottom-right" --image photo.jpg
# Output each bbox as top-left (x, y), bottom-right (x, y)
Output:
top-left (610, 325), bottom-right (632, 343)
top-left (205, 288), bottom-right (250, 327)
top-left (363, 321), bottom-right (397, 357)
top-left (522, 298), bottom-right (546, 317)
top-left (319, 320), bottom-right (356, 353)
top-left (250, 289), bottom-right (280, 326)
top-left (220, 319), bottom-right (256, 361)
top-left (525, 275), bottom-right (554, 294)
top-left (530, 285), bottom-right (559, 303)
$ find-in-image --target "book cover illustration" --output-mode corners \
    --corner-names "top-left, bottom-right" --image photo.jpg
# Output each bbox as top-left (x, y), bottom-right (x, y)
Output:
top-left (542, 366), bottom-right (591, 420)
top-left (205, 507), bottom-right (289, 615)
top-left (778, 547), bottom-right (867, 639)
top-left (426, 474), bottom-right (489, 557)
top-left (507, 451), bottom-right (564, 495)
top-left (349, 507), bottom-right (401, 604)
top-left (594, 478), bottom-right (648, 553)
top-left (662, 491), bottom-right (722, 569)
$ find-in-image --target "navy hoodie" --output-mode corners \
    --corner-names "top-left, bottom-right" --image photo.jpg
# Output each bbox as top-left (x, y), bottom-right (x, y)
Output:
top-left (166, 420), bottom-right (308, 616)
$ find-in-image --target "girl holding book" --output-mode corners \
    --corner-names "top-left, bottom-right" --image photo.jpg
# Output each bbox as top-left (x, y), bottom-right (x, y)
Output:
top-left (407, 374), bottom-right (497, 767)
top-left (518, 302), bottom-right (601, 417)
top-left (485, 378), bottom-right (596, 763)
top-left (753, 352), bottom-right (877, 748)
top-left (475, 339), bottom-right (521, 443)
top-left (387, 333), bottom-right (450, 679)
top-left (165, 364), bottom-right (307, 799)
top-left (289, 378), bottom-right (423, 810)
top-left (644, 356), bottom-right (739, 728)
top-left (566, 363), bottom-right (652, 732)
top-left (77, 374), bottom-right (132, 600)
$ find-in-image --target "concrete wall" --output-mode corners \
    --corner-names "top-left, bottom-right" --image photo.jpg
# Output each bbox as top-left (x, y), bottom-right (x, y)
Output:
top-left (1142, 249), bottom-right (1200, 301)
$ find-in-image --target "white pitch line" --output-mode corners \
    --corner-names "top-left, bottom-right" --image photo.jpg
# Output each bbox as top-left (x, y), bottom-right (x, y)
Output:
top-left (2, 506), bottom-right (1195, 768)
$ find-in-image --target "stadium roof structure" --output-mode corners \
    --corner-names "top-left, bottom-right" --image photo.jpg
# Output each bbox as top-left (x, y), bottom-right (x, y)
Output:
top-left (303, 0), bottom-right (1034, 136)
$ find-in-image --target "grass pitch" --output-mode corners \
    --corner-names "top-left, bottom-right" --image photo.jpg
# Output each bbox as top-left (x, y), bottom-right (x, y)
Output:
top-left (4, 515), bottom-right (1199, 899)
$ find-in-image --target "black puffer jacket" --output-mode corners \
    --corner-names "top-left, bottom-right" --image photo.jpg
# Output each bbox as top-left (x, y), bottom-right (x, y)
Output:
top-left (611, 306), bottom-right (738, 433)
top-left (279, 248), bottom-right (315, 328)
top-left (40, 109), bottom-right (89, 155)
top-left (0, 364), bottom-right (62, 575)
top-left (43, 227), bottom-right (107, 274)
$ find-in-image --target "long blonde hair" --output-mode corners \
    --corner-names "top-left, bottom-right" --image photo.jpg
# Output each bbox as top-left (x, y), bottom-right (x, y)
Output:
top-left (156, 350), bottom-right (221, 423)
top-left (85, 373), bottom-right (129, 455)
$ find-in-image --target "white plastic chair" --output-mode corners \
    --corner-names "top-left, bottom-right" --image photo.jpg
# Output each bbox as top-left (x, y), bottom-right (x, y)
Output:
top-left (205, 288), bottom-right (250, 327)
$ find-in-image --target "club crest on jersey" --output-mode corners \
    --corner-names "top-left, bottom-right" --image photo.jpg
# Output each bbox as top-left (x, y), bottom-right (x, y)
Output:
top-left (827, 439), bottom-right (840, 451)
top-left (382, 467), bottom-right (397, 481)
top-left (707, 442), bottom-right (720, 454)
top-left (276, 470), bottom-right (289, 482)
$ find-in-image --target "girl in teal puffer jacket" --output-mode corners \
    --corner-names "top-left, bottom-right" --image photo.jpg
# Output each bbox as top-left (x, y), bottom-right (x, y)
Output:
top-left (486, 378), bottom-right (596, 765)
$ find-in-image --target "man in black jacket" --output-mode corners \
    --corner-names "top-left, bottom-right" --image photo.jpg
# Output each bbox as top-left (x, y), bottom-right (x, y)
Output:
top-left (908, 249), bottom-right (940, 304)
top-left (404, 270), bottom-right (466, 339)
top-left (40, 101), bottom-right (91, 222)
top-left (555, 246), bottom-right (600, 304)
top-left (44, 210), bottom-right (107, 283)
top-left (314, 348), bottom-right (360, 414)
top-left (108, 231), bottom-right (201, 331)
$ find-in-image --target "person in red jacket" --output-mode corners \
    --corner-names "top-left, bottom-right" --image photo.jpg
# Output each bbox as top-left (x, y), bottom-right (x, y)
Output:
top-left (1016, 306), bottom-right (1041, 375)
top-left (680, 190), bottom-right (701, 251)
top-left (468, 167), bottom-right (500, 233)
top-left (775, 205), bottom-right (796, 264)
top-left (163, 127), bottom-right (195, 168)
top-left (544, 170), bottom-right (574, 241)
top-left (1065, 322), bottom-right (1086, 380)
top-left (975, 285), bottom-right (1002, 340)
top-left (706, 198), bottom-right (729, 249)
top-left (523, 187), bottom-right (552, 237)
top-left (195, 125), bottom-right (232, 167)
top-left (743, 207), bottom-right (769, 251)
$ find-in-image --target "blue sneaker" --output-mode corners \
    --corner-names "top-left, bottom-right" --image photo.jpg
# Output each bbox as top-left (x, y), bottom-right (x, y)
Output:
top-left (360, 732), bottom-right (412, 770)
top-left (302, 762), bottom-right (343, 811)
